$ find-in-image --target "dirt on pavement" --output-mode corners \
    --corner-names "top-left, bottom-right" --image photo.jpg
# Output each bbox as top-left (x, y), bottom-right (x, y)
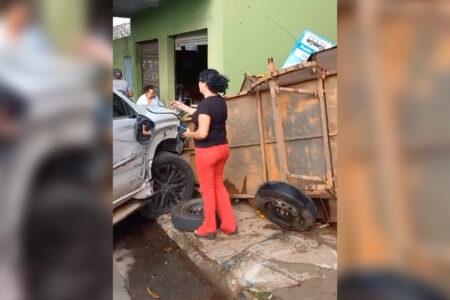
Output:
top-left (113, 213), bottom-right (225, 300)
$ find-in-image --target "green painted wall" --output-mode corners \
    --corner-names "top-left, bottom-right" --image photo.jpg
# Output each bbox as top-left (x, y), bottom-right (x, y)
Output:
top-left (127, 0), bottom-right (224, 102)
top-left (223, 0), bottom-right (337, 93)
top-left (113, 0), bottom-right (336, 99)
top-left (113, 37), bottom-right (133, 76)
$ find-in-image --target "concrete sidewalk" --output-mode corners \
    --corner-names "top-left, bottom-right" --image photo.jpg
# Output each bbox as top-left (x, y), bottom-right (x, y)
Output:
top-left (156, 202), bottom-right (337, 300)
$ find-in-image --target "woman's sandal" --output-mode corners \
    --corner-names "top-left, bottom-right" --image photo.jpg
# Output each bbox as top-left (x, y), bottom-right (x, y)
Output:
top-left (194, 230), bottom-right (216, 240)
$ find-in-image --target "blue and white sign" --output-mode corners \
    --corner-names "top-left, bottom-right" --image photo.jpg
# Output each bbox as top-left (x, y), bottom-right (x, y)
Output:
top-left (282, 29), bottom-right (336, 69)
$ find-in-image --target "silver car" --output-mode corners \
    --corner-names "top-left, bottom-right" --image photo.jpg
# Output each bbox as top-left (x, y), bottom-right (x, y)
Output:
top-left (113, 90), bottom-right (194, 224)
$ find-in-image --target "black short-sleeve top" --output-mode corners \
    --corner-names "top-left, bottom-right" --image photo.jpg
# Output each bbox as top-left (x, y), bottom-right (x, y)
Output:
top-left (191, 95), bottom-right (228, 148)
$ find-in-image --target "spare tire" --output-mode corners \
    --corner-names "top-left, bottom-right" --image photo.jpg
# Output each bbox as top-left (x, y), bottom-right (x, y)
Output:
top-left (171, 198), bottom-right (221, 232)
top-left (255, 181), bottom-right (317, 231)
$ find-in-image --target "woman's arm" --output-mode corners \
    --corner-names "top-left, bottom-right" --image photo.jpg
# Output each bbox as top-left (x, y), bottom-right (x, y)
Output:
top-left (171, 101), bottom-right (197, 116)
top-left (184, 114), bottom-right (210, 140)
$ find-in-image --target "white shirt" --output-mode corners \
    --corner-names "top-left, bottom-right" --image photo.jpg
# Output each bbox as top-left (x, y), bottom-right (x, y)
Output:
top-left (136, 94), bottom-right (164, 107)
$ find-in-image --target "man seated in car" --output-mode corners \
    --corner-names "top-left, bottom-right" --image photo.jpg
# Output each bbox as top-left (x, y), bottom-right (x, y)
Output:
top-left (136, 84), bottom-right (165, 107)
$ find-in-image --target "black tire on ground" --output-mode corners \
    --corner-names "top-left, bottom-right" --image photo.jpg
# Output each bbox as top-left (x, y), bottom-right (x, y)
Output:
top-left (255, 181), bottom-right (317, 231)
top-left (140, 151), bottom-right (194, 219)
top-left (171, 198), bottom-right (221, 232)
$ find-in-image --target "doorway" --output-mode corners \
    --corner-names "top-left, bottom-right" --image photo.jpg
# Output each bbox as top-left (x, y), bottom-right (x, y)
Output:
top-left (174, 29), bottom-right (207, 107)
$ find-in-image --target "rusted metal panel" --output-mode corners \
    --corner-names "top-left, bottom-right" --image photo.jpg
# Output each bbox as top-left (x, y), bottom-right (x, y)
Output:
top-left (181, 48), bottom-right (338, 222)
top-left (264, 143), bottom-right (282, 182)
top-left (179, 149), bottom-right (198, 180)
top-left (239, 75), bottom-right (261, 92)
top-left (317, 74), bottom-right (335, 189)
top-left (224, 146), bottom-right (263, 195)
top-left (251, 63), bottom-right (318, 94)
top-left (268, 58), bottom-right (289, 182)
top-left (325, 75), bottom-right (338, 185)
top-left (225, 95), bottom-right (260, 147)
top-left (285, 138), bottom-right (328, 186)
top-left (325, 75), bottom-right (338, 134)
top-left (260, 90), bottom-right (276, 141)
top-left (308, 46), bottom-right (337, 74)
top-left (329, 136), bottom-right (338, 185)
top-left (277, 79), bottom-right (323, 139)
top-left (256, 91), bottom-right (268, 182)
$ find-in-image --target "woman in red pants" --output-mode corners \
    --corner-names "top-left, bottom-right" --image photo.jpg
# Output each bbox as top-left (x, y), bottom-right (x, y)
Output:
top-left (171, 69), bottom-right (237, 239)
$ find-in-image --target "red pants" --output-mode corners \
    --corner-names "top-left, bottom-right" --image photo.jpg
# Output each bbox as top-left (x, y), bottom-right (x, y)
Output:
top-left (195, 143), bottom-right (237, 235)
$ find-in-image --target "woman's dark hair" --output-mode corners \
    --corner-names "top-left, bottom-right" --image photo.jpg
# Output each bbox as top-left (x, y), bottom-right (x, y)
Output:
top-left (198, 69), bottom-right (229, 94)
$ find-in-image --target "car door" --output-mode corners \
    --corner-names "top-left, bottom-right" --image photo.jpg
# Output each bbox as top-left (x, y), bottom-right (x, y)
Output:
top-left (113, 92), bottom-right (148, 206)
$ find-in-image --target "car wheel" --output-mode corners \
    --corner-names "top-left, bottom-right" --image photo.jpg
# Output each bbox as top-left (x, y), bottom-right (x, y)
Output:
top-left (140, 151), bottom-right (194, 219)
top-left (171, 198), bottom-right (221, 232)
top-left (255, 181), bottom-right (317, 231)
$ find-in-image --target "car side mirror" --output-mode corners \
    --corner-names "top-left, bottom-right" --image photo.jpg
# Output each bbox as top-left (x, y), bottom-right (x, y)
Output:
top-left (135, 115), bottom-right (155, 145)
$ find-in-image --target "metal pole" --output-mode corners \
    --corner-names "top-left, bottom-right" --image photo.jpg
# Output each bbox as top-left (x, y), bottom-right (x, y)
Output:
top-left (287, 173), bottom-right (325, 182)
top-left (276, 86), bottom-right (317, 96)
top-left (268, 58), bottom-right (289, 182)
top-left (317, 71), bottom-right (335, 189)
top-left (256, 91), bottom-right (268, 182)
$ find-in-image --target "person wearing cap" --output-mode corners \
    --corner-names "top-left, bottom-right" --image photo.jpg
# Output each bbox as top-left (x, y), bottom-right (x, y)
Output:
top-left (113, 68), bottom-right (134, 98)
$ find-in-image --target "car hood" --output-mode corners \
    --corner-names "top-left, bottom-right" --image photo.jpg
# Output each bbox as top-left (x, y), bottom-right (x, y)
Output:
top-left (134, 105), bottom-right (180, 128)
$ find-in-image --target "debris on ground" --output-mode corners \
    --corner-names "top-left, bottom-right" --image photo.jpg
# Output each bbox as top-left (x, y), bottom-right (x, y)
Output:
top-left (146, 287), bottom-right (161, 299)
top-left (256, 210), bottom-right (266, 219)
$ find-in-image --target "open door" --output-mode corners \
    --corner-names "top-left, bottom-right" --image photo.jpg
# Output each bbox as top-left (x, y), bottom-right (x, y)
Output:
top-left (174, 29), bottom-right (207, 106)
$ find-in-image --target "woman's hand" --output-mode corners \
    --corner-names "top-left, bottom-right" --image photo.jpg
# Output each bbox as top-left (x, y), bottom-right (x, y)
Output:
top-left (182, 128), bottom-right (192, 138)
top-left (171, 101), bottom-right (197, 115)
top-left (171, 100), bottom-right (183, 110)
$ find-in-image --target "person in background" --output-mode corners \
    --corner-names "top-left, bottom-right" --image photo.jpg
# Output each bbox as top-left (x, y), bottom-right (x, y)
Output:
top-left (171, 69), bottom-right (237, 239)
top-left (136, 84), bottom-right (165, 107)
top-left (113, 68), bottom-right (133, 98)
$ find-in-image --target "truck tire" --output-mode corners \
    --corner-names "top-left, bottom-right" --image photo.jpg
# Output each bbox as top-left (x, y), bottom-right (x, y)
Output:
top-left (255, 181), bottom-right (317, 231)
top-left (140, 151), bottom-right (194, 219)
top-left (170, 198), bottom-right (221, 232)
